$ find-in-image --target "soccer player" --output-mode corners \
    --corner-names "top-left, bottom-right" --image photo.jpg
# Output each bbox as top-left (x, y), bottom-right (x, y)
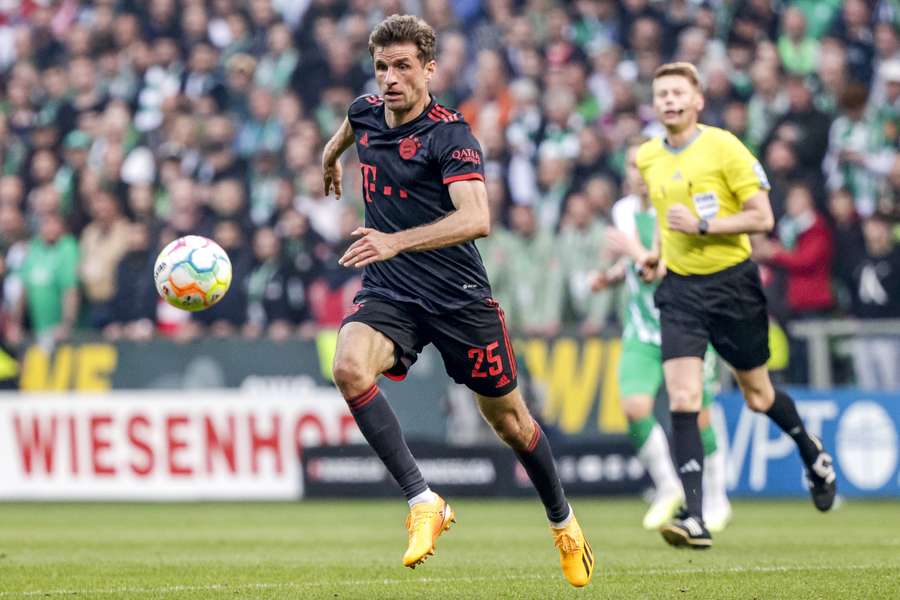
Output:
top-left (592, 142), bottom-right (732, 533)
top-left (321, 15), bottom-right (594, 587)
top-left (634, 63), bottom-right (837, 549)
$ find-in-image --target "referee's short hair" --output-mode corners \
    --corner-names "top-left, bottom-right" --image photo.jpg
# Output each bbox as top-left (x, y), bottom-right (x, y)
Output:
top-left (653, 62), bottom-right (703, 91)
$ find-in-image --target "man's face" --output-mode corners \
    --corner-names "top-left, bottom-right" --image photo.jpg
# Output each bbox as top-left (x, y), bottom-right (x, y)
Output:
top-left (373, 42), bottom-right (435, 113)
top-left (40, 214), bottom-right (64, 244)
top-left (863, 219), bottom-right (892, 254)
top-left (787, 80), bottom-right (812, 110)
top-left (652, 74), bottom-right (703, 132)
top-left (886, 80), bottom-right (900, 103)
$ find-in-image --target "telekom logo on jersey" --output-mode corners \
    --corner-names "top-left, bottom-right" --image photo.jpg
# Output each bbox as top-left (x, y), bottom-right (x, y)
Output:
top-left (359, 162), bottom-right (409, 204)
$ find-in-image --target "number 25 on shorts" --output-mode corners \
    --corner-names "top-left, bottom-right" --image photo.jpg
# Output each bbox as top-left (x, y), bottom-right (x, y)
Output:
top-left (468, 341), bottom-right (503, 378)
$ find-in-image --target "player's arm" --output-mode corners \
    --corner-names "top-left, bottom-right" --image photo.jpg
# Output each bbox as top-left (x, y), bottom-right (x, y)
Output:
top-left (589, 257), bottom-right (627, 291)
top-left (322, 117), bottom-right (355, 198)
top-left (667, 190), bottom-right (774, 235)
top-left (339, 178), bottom-right (490, 268)
top-left (638, 225), bottom-right (666, 282)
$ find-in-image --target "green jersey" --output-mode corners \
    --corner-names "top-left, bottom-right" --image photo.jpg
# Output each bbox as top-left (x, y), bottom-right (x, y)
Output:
top-left (19, 234), bottom-right (79, 334)
top-left (611, 195), bottom-right (660, 346)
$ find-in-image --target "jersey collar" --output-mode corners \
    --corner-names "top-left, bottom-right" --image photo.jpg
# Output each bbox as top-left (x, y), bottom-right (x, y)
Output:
top-left (663, 125), bottom-right (705, 155)
top-left (383, 94), bottom-right (438, 131)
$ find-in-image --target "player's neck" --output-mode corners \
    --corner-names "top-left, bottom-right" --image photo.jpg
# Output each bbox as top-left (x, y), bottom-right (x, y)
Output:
top-left (664, 122), bottom-right (701, 150)
top-left (385, 93), bottom-right (432, 128)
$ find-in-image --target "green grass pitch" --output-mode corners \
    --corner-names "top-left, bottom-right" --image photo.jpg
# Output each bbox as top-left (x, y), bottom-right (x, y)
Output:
top-left (1, 499), bottom-right (898, 599)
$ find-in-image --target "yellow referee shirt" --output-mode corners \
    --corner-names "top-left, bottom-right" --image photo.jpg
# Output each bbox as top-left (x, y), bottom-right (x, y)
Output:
top-left (636, 125), bottom-right (770, 275)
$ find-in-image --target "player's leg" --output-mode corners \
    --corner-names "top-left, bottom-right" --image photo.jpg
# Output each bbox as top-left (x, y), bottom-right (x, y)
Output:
top-left (335, 304), bottom-right (454, 568)
top-left (731, 365), bottom-right (836, 511)
top-left (707, 263), bottom-right (836, 512)
top-left (699, 349), bottom-right (731, 533)
top-left (431, 298), bottom-right (592, 587)
top-left (619, 340), bottom-right (683, 530)
top-left (333, 321), bottom-right (430, 503)
top-left (475, 389), bottom-right (569, 523)
top-left (475, 388), bottom-right (593, 587)
top-left (655, 276), bottom-right (712, 548)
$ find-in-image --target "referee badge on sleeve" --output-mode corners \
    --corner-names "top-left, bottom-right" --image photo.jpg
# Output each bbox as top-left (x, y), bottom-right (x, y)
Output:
top-left (692, 191), bottom-right (719, 220)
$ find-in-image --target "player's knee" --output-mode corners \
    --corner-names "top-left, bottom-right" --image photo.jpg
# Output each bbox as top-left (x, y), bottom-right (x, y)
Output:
top-left (743, 386), bottom-right (774, 413)
top-left (488, 412), bottom-right (531, 451)
top-left (668, 386), bottom-right (702, 412)
top-left (737, 373), bottom-right (775, 412)
top-left (623, 396), bottom-right (654, 421)
top-left (332, 356), bottom-right (373, 398)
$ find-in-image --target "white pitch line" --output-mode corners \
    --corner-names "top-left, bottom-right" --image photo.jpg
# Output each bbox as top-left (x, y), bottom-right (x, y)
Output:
top-left (0, 564), bottom-right (894, 598)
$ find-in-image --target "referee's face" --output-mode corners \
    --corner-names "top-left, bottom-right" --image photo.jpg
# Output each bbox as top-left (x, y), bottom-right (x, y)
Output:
top-left (373, 42), bottom-right (436, 114)
top-left (652, 75), bottom-right (704, 132)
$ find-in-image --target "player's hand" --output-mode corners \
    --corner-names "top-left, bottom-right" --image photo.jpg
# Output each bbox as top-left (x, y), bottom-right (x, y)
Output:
top-left (588, 270), bottom-right (609, 292)
top-left (638, 252), bottom-right (664, 283)
top-left (667, 204), bottom-right (700, 234)
top-left (339, 227), bottom-right (400, 268)
top-left (323, 158), bottom-right (343, 199)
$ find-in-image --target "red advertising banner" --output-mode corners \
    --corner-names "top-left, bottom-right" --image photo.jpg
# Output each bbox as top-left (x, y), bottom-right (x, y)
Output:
top-left (0, 383), bottom-right (362, 500)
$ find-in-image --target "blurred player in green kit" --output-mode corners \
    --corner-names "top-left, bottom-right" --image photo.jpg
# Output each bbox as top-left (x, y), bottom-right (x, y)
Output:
top-left (590, 141), bottom-right (732, 532)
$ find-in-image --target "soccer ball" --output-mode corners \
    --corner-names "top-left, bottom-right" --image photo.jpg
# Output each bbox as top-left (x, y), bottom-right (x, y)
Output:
top-left (154, 235), bottom-right (232, 312)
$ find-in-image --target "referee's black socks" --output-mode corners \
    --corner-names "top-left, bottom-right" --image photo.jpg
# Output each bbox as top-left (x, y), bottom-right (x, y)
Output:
top-left (671, 411), bottom-right (704, 519)
top-left (346, 384), bottom-right (429, 501)
top-left (766, 388), bottom-right (821, 467)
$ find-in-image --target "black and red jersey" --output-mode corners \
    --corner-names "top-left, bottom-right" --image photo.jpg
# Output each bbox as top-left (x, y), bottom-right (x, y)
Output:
top-left (347, 93), bottom-right (492, 313)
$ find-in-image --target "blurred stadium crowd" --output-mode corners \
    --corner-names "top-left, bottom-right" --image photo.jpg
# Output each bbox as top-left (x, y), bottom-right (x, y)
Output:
top-left (0, 0), bottom-right (898, 384)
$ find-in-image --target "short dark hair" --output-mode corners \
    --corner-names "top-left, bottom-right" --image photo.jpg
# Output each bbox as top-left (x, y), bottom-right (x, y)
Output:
top-left (368, 14), bottom-right (436, 65)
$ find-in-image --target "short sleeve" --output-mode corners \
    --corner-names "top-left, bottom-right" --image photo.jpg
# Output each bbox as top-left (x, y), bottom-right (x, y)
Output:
top-left (611, 197), bottom-right (635, 235)
top-left (720, 131), bottom-right (771, 202)
top-left (347, 94), bottom-right (382, 129)
top-left (434, 121), bottom-right (486, 185)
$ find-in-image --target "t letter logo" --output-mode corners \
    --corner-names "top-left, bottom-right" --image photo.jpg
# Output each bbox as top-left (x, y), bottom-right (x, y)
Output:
top-left (360, 163), bottom-right (377, 203)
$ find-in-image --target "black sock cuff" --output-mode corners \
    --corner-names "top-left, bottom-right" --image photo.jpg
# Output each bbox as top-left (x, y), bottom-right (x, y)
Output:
top-left (767, 388), bottom-right (790, 413)
top-left (524, 419), bottom-right (542, 453)
top-left (671, 411), bottom-right (699, 425)
top-left (347, 385), bottom-right (380, 412)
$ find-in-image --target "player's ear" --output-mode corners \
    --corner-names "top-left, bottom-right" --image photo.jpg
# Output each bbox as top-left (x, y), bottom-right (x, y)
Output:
top-left (424, 60), bottom-right (436, 82)
top-left (695, 89), bottom-right (705, 113)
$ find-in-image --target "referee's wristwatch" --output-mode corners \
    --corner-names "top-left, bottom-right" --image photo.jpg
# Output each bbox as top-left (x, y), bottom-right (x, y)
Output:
top-left (698, 218), bottom-right (709, 235)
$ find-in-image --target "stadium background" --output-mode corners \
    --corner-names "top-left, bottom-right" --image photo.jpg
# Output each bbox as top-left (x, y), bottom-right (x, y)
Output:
top-left (0, 0), bottom-right (897, 505)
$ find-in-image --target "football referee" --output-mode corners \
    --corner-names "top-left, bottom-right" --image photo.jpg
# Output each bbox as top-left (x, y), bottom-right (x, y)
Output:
top-left (635, 63), bottom-right (837, 549)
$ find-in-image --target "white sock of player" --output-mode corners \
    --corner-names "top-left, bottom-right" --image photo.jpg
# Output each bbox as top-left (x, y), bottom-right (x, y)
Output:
top-left (703, 449), bottom-right (729, 507)
top-left (408, 487), bottom-right (437, 508)
top-left (639, 424), bottom-right (684, 497)
top-left (549, 503), bottom-right (574, 528)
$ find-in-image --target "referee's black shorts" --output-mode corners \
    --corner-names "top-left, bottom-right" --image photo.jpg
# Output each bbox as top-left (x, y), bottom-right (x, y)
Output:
top-left (654, 259), bottom-right (770, 371)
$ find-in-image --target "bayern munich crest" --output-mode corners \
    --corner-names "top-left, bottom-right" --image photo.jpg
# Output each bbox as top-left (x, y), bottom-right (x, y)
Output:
top-left (398, 137), bottom-right (420, 160)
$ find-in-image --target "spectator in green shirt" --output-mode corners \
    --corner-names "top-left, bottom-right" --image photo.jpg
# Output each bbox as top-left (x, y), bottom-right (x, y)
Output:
top-left (558, 193), bottom-right (614, 336)
top-left (778, 7), bottom-right (820, 76)
top-left (503, 204), bottom-right (565, 337)
top-left (10, 212), bottom-right (79, 346)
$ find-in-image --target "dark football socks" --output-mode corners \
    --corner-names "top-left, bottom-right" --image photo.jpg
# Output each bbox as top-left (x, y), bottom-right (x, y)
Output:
top-left (671, 411), bottom-right (704, 519)
top-left (766, 388), bottom-right (820, 467)
top-left (346, 385), bottom-right (428, 501)
top-left (514, 420), bottom-right (571, 524)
